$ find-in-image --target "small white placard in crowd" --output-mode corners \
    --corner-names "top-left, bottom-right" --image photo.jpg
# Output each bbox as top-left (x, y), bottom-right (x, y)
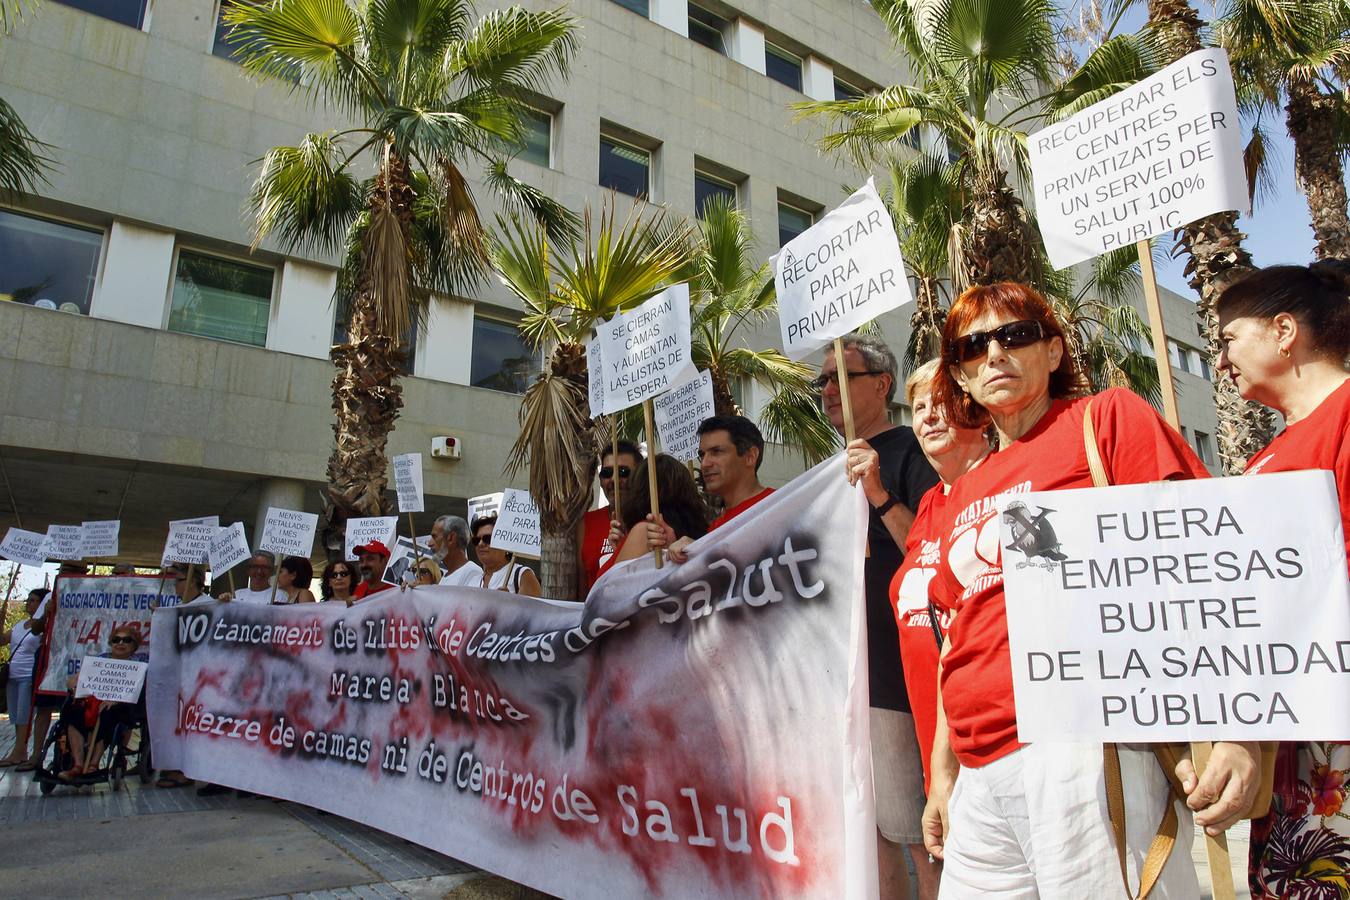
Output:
top-left (46, 524), bottom-right (84, 561)
top-left (80, 520), bottom-right (121, 558)
top-left (209, 522), bottom-right (251, 573)
top-left (394, 453), bottom-right (425, 513)
top-left (345, 516), bottom-right (399, 561)
top-left (653, 370), bottom-right (716, 462)
top-left (491, 489), bottom-right (542, 559)
top-left (161, 522), bottom-right (214, 566)
top-left (258, 507), bottom-right (318, 559)
top-left (0, 527), bottom-right (52, 567)
top-left (593, 284), bottom-right (697, 414)
top-left (75, 655), bottom-right (149, 704)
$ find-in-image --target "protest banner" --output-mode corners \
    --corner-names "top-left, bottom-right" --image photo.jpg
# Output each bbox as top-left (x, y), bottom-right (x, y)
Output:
top-left (148, 457), bottom-right (875, 900)
top-left (46, 524), bottom-right (84, 561)
top-left (1001, 470), bottom-right (1350, 743)
top-left (258, 508), bottom-right (318, 559)
top-left (653, 370), bottom-right (716, 463)
top-left (468, 492), bottom-right (503, 523)
top-left (162, 522), bottom-right (214, 566)
top-left (1, 527), bottom-right (53, 567)
top-left (592, 284), bottom-right (696, 415)
top-left (491, 489), bottom-right (542, 559)
top-left (76, 655), bottom-right (149, 704)
top-left (209, 522), bottom-right (251, 592)
top-left (39, 574), bottom-right (178, 695)
top-left (80, 520), bottom-right (121, 558)
top-left (345, 516), bottom-right (399, 562)
top-left (394, 453), bottom-right (425, 514)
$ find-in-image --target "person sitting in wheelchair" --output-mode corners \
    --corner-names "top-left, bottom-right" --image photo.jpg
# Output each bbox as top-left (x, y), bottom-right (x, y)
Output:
top-left (57, 624), bottom-right (148, 781)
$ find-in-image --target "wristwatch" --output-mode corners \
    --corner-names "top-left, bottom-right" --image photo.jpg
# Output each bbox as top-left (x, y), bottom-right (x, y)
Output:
top-left (873, 491), bottom-right (901, 517)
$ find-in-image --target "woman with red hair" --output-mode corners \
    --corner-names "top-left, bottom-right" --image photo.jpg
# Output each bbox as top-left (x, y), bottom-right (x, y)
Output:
top-left (922, 282), bottom-right (1261, 897)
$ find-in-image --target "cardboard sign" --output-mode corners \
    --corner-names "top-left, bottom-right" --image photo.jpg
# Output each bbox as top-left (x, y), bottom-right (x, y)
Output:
top-left (1, 527), bottom-right (52, 567)
top-left (653, 370), bottom-right (716, 462)
top-left (773, 178), bottom-right (912, 361)
top-left (80, 520), bottom-right (121, 558)
top-left (1029, 47), bottom-right (1248, 269)
top-left (491, 489), bottom-right (542, 559)
top-left (46, 524), bottom-right (84, 561)
top-left (593, 284), bottom-right (697, 414)
top-left (209, 522), bottom-right (251, 573)
top-left (394, 453), bottom-right (425, 513)
top-left (75, 655), bottom-right (149, 704)
top-left (346, 516), bottom-right (399, 561)
top-left (1001, 471), bottom-right (1350, 742)
top-left (468, 492), bottom-right (503, 524)
top-left (258, 507), bottom-right (318, 559)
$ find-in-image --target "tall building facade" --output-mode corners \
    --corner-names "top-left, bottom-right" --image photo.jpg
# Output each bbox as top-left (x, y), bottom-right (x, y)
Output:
top-left (0, 0), bottom-right (1220, 564)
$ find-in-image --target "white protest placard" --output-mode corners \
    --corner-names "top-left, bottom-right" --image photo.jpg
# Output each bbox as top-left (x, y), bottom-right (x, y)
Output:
top-left (345, 516), bottom-right (399, 561)
top-left (594, 283), bottom-right (697, 414)
top-left (46, 524), bottom-right (84, 561)
top-left (1029, 48), bottom-right (1248, 269)
top-left (393, 453), bottom-right (425, 513)
top-left (773, 178), bottom-right (912, 361)
top-left (161, 522), bottom-right (214, 566)
top-left (80, 520), bottom-right (120, 558)
top-left (491, 489), bottom-right (542, 559)
top-left (468, 492), bottom-right (503, 524)
top-left (653, 370), bottom-right (716, 462)
top-left (1, 527), bottom-right (52, 567)
top-left (258, 507), bottom-right (318, 559)
top-left (1001, 470), bottom-right (1350, 742)
top-left (75, 655), bottom-right (149, 703)
top-left (172, 515), bottom-right (220, 529)
top-left (209, 522), bottom-right (251, 573)
top-left (586, 336), bottom-right (605, 418)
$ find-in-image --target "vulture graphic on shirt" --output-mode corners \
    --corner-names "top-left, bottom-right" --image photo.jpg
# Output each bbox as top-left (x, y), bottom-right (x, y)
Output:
top-left (1002, 501), bottom-right (1069, 569)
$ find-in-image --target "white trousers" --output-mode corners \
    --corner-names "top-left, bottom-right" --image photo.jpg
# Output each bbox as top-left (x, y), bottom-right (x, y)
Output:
top-left (939, 743), bottom-right (1199, 900)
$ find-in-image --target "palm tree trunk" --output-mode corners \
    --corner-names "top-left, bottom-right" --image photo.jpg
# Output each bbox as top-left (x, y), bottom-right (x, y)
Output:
top-left (963, 167), bottom-right (1042, 288)
top-left (1286, 76), bottom-right (1350, 260)
top-left (909, 277), bottom-right (946, 364)
top-left (1147, 0), bottom-right (1274, 474)
top-left (540, 522), bottom-right (578, 601)
top-left (710, 367), bottom-right (737, 416)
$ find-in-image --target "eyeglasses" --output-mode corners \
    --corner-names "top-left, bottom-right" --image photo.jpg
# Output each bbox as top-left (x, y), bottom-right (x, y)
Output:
top-left (811, 370), bottom-right (885, 391)
top-left (471, 534), bottom-right (492, 546)
top-left (951, 319), bottom-right (1046, 362)
top-left (109, 636), bottom-right (137, 646)
top-left (599, 466), bottom-right (633, 479)
top-left (416, 568), bottom-right (437, 577)
top-left (329, 570), bottom-right (352, 578)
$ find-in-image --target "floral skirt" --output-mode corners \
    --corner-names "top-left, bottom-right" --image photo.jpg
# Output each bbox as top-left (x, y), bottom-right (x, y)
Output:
top-left (1248, 741), bottom-right (1349, 899)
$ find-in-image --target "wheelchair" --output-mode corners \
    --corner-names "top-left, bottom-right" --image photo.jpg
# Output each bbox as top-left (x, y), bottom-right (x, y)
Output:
top-left (32, 695), bottom-right (152, 795)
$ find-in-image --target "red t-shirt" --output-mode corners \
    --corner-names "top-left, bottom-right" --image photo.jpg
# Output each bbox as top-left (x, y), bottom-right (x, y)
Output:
top-left (353, 580), bottom-right (392, 600)
top-left (709, 487), bottom-right (775, 531)
top-left (934, 389), bottom-right (1208, 768)
top-left (1244, 377), bottom-right (1350, 577)
top-left (889, 484), bottom-right (952, 792)
top-left (580, 506), bottom-right (617, 594)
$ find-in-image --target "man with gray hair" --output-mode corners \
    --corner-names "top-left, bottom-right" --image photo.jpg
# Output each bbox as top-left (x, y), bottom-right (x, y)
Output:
top-left (431, 514), bottom-right (481, 587)
top-left (821, 331), bottom-right (941, 900)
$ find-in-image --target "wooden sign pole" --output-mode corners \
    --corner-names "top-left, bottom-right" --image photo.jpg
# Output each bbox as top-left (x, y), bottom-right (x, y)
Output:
top-left (269, 553), bottom-right (280, 604)
top-left (611, 418), bottom-right (621, 522)
top-left (2, 563), bottom-right (20, 619)
top-left (833, 338), bottom-right (857, 443)
top-left (407, 511), bottom-right (422, 571)
top-left (642, 400), bottom-right (663, 568)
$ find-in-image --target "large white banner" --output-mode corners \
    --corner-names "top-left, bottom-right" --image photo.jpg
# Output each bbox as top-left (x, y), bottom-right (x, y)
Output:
top-left (653, 369), bottom-right (716, 463)
top-left (773, 178), bottom-right (912, 361)
top-left (1001, 471), bottom-right (1350, 742)
top-left (40, 575), bottom-right (178, 695)
top-left (1030, 48), bottom-right (1248, 269)
top-left (148, 458), bottom-right (876, 900)
top-left (592, 284), bottom-right (696, 415)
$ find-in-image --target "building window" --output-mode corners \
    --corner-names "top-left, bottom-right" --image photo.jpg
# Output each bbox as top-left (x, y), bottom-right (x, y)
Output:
top-left (471, 317), bottom-right (540, 394)
top-left (688, 4), bottom-right (727, 54)
top-left (213, 1), bottom-right (248, 62)
top-left (610, 0), bottom-right (649, 16)
top-left (599, 136), bottom-right (650, 199)
top-left (51, 0), bottom-right (147, 28)
top-left (778, 202), bottom-right (814, 247)
top-left (168, 250), bottom-right (274, 347)
top-left (834, 79), bottom-right (863, 101)
top-left (0, 209), bottom-right (101, 315)
top-left (1194, 430), bottom-right (1216, 466)
top-left (694, 171), bottom-right (736, 218)
top-left (765, 44), bottom-right (802, 92)
top-left (518, 108), bottom-right (552, 168)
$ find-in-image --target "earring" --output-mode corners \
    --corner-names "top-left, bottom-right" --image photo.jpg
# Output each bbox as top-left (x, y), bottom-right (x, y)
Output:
top-left (1279, 346), bottom-right (1291, 359)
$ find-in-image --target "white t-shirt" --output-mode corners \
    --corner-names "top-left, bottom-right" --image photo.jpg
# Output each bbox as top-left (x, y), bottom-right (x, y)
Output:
top-left (485, 563), bottom-right (529, 592)
top-left (442, 561), bottom-right (483, 587)
top-left (231, 585), bottom-right (276, 605)
top-left (7, 620), bottom-right (39, 680)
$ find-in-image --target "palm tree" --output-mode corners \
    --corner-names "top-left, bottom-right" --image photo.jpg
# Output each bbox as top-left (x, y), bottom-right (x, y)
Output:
top-left (492, 203), bottom-right (693, 600)
top-left (1218, 0), bottom-right (1350, 259)
top-left (0, 0), bottom-right (51, 198)
top-left (1146, 0), bottom-right (1275, 472)
top-left (687, 198), bottom-right (837, 464)
top-left (225, 0), bottom-right (580, 554)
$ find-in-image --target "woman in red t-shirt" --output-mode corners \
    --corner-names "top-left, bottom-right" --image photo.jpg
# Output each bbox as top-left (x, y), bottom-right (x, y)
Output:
top-left (1215, 262), bottom-right (1350, 898)
top-left (922, 282), bottom-right (1261, 898)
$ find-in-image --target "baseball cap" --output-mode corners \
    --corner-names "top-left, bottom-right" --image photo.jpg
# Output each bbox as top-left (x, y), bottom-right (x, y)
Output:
top-left (354, 540), bottom-right (391, 558)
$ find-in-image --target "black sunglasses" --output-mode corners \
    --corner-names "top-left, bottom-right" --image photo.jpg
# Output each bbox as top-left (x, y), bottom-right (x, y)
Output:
top-left (329, 569), bottom-right (352, 578)
top-left (471, 534), bottom-right (492, 546)
top-left (810, 370), bottom-right (885, 391)
top-left (951, 319), bottom-right (1046, 362)
top-left (599, 465), bottom-right (633, 479)
top-left (109, 636), bottom-right (138, 646)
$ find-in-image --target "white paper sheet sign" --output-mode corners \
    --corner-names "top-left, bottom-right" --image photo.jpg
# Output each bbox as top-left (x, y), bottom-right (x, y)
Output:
top-left (594, 284), bottom-right (696, 414)
top-left (80, 520), bottom-right (120, 558)
top-left (209, 522), bottom-right (251, 574)
top-left (76, 656), bottom-right (149, 704)
top-left (1029, 48), bottom-right (1248, 269)
top-left (653, 370), bottom-right (716, 462)
top-left (1001, 470), bottom-right (1350, 742)
top-left (1, 527), bottom-right (52, 567)
top-left (393, 453), bottom-right (425, 513)
top-left (172, 516), bottom-right (220, 529)
top-left (468, 492), bottom-right (503, 524)
top-left (345, 516), bottom-right (399, 561)
top-left (46, 525), bottom-right (84, 561)
top-left (492, 489), bottom-right (542, 559)
top-left (773, 178), bottom-right (912, 361)
top-left (162, 522), bottom-right (214, 566)
top-left (258, 507), bottom-right (318, 559)
top-left (586, 336), bottom-right (605, 418)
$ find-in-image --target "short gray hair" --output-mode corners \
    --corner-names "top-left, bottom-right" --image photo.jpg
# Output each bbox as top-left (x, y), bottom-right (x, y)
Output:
top-left (839, 333), bottom-right (899, 401)
top-left (434, 514), bottom-right (470, 549)
top-left (905, 359), bottom-right (941, 405)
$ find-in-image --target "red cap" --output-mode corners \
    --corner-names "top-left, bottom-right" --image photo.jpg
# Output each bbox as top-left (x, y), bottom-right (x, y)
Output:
top-left (353, 540), bottom-right (391, 558)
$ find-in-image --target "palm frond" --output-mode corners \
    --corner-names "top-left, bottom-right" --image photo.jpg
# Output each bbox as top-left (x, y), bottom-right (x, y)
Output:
top-left (447, 6), bottom-right (578, 95)
top-left (504, 363), bottom-right (597, 529)
top-left (363, 196), bottom-right (415, 343)
top-left (490, 213), bottom-right (566, 347)
top-left (1048, 32), bottom-right (1163, 120)
top-left (0, 0), bottom-right (36, 35)
top-left (757, 384), bottom-right (840, 466)
top-left (484, 159), bottom-right (582, 243)
top-left (409, 162), bottom-right (490, 298)
top-left (247, 132), bottom-right (365, 255)
top-left (0, 95), bottom-right (53, 197)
